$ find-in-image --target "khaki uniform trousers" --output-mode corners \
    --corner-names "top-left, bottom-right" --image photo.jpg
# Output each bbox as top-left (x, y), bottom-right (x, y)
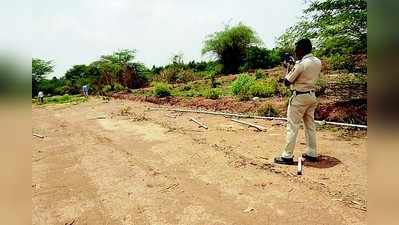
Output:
top-left (282, 92), bottom-right (318, 158)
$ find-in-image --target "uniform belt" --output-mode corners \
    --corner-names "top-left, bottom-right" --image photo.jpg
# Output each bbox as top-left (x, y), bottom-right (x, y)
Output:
top-left (294, 90), bottom-right (313, 95)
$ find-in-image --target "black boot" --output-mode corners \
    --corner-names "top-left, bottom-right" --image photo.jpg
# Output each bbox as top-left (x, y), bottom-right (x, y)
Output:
top-left (274, 156), bottom-right (295, 165)
top-left (302, 153), bottom-right (318, 162)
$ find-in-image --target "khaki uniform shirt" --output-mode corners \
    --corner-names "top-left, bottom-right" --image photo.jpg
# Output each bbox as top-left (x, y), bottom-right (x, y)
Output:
top-left (285, 53), bottom-right (321, 92)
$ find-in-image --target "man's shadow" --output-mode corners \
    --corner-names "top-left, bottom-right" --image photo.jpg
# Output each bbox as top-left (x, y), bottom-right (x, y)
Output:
top-left (299, 155), bottom-right (341, 169)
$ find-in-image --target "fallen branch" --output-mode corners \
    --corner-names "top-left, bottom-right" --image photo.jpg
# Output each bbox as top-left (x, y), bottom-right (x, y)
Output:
top-left (33, 133), bottom-right (44, 138)
top-left (165, 114), bottom-right (176, 118)
top-left (89, 116), bottom-right (106, 120)
top-left (231, 118), bottom-right (266, 131)
top-left (148, 107), bottom-right (367, 129)
top-left (190, 117), bottom-right (208, 129)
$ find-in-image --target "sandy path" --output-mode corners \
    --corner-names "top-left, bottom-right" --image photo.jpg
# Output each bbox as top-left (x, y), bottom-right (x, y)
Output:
top-left (32, 98), bottom-right (367, 225)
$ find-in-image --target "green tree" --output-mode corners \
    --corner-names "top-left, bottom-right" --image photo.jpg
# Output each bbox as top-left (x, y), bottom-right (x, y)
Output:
top-left (243, 46), bottom-right (281, 70)
top-left (277, 0), bottom-right (367, 56)
top-left (90, 49), bottom-right (137, 87)
top-left (32, 58), bottom-right (54, 96)
top-left (38, 77), bottom-right (67, 96)
top-left (202, 23), bottom-right (262, 74)
top-left (307, 0), bottom-right (367, 55)
top-left (100, 49), bottom-right (136, 64)
top-left (63, 64), bottom-right (100, 94)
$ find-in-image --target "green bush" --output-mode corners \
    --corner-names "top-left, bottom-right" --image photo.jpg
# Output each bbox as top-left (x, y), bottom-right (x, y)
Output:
top-left (255, 69), bottom-right (264, 79)
top-left (153, 82), bottom-right (171, 97)
top-left (102, 85), bottom-right (112, 93)
top-left (154, 67), bottom-right (179, 83)
top-left (277, 84), bottom-right (292, 97)
top-left (325, 54), bottom-right (355, 72)
top-left (181, 85), bottom-right (192, 91)
top-left (203, 88), bottom-right (221, 99)
top-left (231, 74), bottom-right (256, 100)
top-left (154, 67), bottom-right (201, 84)
top-left (113, 83), bottom-right (126, 92)
top-left (257, 103), bottom-right (279, 117)
top-left (176, 69), bottom-right (199, 83)
top-left (249, 79), bottom-right (277, 98)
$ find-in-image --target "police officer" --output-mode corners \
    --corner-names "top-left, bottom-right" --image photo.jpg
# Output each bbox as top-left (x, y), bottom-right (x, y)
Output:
top-left (274, 38), bottom-right (322, 165)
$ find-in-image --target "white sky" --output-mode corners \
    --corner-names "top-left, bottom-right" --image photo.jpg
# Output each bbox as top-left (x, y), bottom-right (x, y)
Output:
top-left (32, 0), bottom-right (306, 78)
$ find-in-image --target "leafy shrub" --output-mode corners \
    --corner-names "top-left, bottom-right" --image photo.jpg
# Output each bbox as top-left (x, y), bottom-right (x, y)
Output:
top-left (255, 69), bottom-right (264, 79)
top-left (325, 54), bottom-right (355, 72)
top-left (257, 103), bottom-right (279, 117)
top-left (181, 90), bottom-right (202, 97)
top-left (155, 67), bottom-right (179, 83)
top-left (154, 67), bottom-right (200, 84)
top-left (277, 84), bottom-right (292, 97)
top-left (113, 83), bottom-right (126, 92)
top-left (249, 79), bottom-right (277, 98)
top-left (206, 71), bottom-right (218, 88)
top-left (231, 74), bottom-right (256, 100)
top-left (181, 85), bottom-right (192, 91)
top-left (176, 69), bottom-right (199, 83)
top-left (153, 82), bottom-right (171, 97)
top-left (102, 85), bottom-right (112, 93)
top-left (203, 88), bottom-right (221, 99)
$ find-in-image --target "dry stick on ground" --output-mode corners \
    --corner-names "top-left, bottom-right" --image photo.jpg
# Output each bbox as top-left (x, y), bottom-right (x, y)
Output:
top-left (148, 107), bottom-right (367, 129)
top-left (88, 116), bottom-right (106, 120)
top-left (190, 117), bottom-right (208, 129)
top-left (165, 114), bottom-right (176, 118)
top-left (231, 118), bottom-right (266, 131)
top-left (33, 133), bottom-right (44, 138)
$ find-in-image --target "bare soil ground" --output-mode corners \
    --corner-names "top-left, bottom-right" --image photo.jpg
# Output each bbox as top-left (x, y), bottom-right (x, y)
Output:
top-left (32, 97), bottom-right (367, 225)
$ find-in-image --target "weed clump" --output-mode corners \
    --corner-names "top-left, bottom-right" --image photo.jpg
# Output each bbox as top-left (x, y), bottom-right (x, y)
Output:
top-left (203, 88), bottom-right (221, 99)
top-left (250, 78), bottom-right (277, 98)
top-left (153, 82), bottom-right (171, 97)
top-left (231, 74), bottom-right (256, 100)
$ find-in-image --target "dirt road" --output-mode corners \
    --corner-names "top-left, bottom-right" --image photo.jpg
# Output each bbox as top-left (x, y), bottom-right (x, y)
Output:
top-left (32, 98), bottom-right (367, 225)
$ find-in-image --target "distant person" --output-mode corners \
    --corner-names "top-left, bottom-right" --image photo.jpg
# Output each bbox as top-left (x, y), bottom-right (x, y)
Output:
top-left (82, 85), bottom-right (89, 97)
top-left (37, 91), bottom-right (44, 104)
top-left (274, 38), bottom-right (322, 165)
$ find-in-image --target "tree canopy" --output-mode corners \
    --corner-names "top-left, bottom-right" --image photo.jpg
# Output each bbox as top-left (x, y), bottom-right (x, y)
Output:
top-left (277, 0), bottom-right (367, 56)
top-left (202, 23), bottom-right (262, 74)
top-left (32, 58), bottom-right (54, 96)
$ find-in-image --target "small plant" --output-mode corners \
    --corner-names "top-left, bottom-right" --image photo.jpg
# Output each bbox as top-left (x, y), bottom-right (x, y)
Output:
top-left (102, 85), bottom-right (112, 93)
top-left (207, 71), bottom-right (218, 88)
top-left (249, 78), bottom-right (277, 98)
top-left (325, 54), bottom-right (356, 72)
top-left (153, 82), bottom-right (171, 97)
top-left (203, 88), bottom-right (221, 99)
top-left (120, 105), bottom-right (132, 116)
top-left (231, 74), bottom-right (256, 100)
top-left (181, 85), bottom-right (192, 91)
top-left (257, 103), bottom-right (279, 117)
top-left (277, 84), bottom-right (292, 97)
top-left (176, 69), bottom-right (200, 83)
top-left (113, 83), bottom-right (126, 92)
top-left (255, 69), bottom-right (264, 79)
